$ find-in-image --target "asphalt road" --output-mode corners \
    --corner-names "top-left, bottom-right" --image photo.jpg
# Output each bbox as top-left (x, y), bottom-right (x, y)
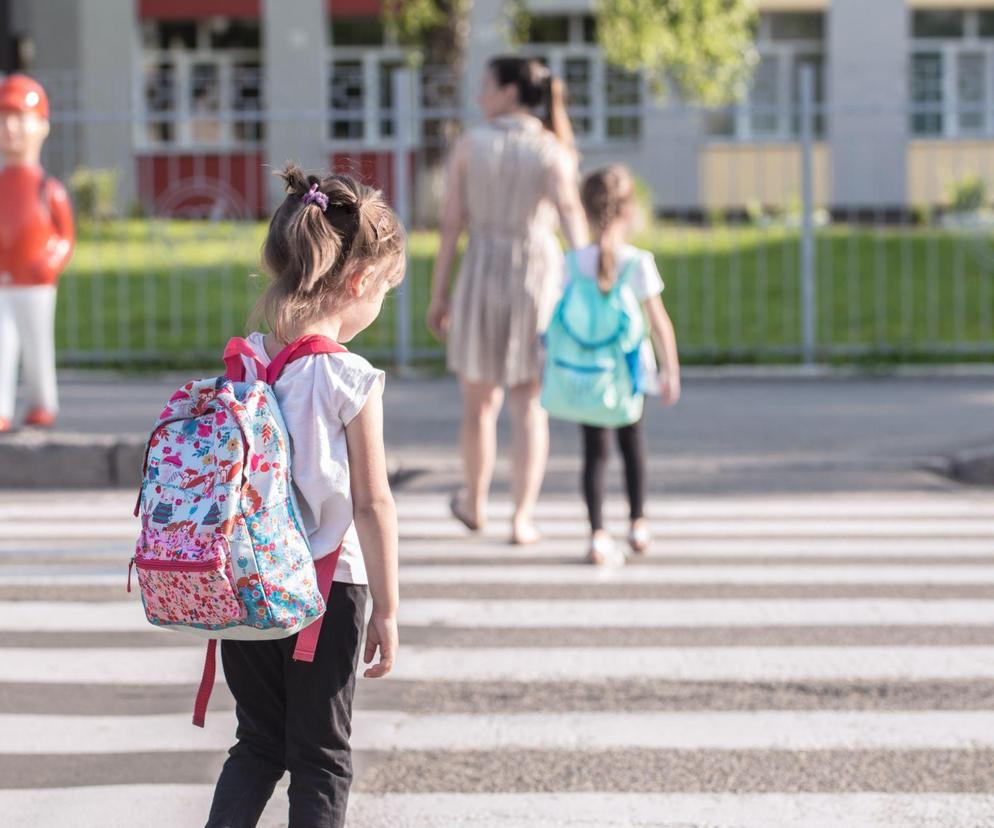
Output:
top-left (33, 371), bottom-right (994, 495)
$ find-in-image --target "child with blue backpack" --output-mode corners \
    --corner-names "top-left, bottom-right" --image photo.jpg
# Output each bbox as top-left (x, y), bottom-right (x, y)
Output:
top-left (198, 167), bottom-right (403, 826)
top-left (542, 165), bottom-right (680, 565)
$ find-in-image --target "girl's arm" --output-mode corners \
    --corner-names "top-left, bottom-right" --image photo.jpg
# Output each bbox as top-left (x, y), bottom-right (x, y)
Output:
top-left (548, 151), bottom-right (589, 249)
top-left (644, 294), bottom-right (681, 406)
top-left (345, 383), bottom-right (399, 678)
top-left (427, 136), bottom-right (469, 340)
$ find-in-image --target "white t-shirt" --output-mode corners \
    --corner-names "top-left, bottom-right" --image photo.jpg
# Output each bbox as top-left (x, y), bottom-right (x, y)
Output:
top-left (239, 332), bottom-right (383, 585)
top-left (567, 244), bottom-right (665, 394)
top-left (568, 243), bottom-right (664, 300)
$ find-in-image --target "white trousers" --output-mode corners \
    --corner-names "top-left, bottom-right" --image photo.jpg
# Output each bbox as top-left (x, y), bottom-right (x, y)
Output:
top-left (0, 285), bottom-right (59, 420)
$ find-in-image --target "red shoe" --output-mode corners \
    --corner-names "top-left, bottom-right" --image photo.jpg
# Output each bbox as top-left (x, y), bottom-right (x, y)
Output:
top-left (0, 417), bottom-right (11, 433)
top-left (24, 408), bottom-right (57, 428)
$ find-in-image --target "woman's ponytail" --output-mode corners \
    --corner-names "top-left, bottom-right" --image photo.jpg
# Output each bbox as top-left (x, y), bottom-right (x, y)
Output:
top-left (543, 75), bottom-right (575, 150)
top-left (489, 56), bottom-right (575, 149)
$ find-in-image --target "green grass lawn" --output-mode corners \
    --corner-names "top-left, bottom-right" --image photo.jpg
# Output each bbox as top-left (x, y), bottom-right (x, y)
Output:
top-left (56, 219), bottom-right (994, 367)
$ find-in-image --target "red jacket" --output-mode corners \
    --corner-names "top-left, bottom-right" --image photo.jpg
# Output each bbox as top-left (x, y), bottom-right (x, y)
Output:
top-left (0, 164), bottom-right (75, 287)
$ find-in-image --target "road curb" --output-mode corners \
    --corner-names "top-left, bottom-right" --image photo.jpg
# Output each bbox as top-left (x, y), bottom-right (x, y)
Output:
top-left (947, 446), bottom-right (994, 486)
top-left (0, 431), bottom-right (146, 489)
top-left (0, 432), bottom-right (415, 490)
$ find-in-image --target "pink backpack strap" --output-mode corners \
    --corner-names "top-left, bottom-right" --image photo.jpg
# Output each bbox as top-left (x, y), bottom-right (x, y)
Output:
top-left (223, 337), bottom-right (267, 382)
top-left (266, 334), bottom-right (348, 385)
top-left (192, 639), bottom-right (218, 728)
top-left (292, 545), bottom-right (342, 662)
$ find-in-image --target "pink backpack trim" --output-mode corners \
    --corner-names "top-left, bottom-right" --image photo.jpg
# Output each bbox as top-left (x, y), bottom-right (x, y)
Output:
top-left (223, 334), bottom-right (349, 384)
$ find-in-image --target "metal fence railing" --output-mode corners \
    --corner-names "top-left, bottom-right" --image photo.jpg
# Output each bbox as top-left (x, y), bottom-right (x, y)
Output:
top-left (35, 70), bottom-right (994, 368)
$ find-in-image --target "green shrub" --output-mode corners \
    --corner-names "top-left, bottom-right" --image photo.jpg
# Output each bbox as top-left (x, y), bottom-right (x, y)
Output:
top-left (69, 167), bottom-right (118, 220)
top-left (910, 203), bottom-right (933, 226)
top-left (632, 174), bottom-right (656, 222)
top-left (947, 175), bottom-right (986, 213)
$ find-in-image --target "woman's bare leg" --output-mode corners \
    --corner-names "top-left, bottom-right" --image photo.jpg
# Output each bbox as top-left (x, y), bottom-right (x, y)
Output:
top-left (459, 378), bottom-right (505, 526)
top-left (508, 380), bottom-right (548, 544)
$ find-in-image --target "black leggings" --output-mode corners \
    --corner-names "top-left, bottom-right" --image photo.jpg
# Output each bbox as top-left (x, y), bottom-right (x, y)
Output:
top-left (206, 582), bottom-right (367, 828)
top-left (581, 418), bottom-right (646, 533)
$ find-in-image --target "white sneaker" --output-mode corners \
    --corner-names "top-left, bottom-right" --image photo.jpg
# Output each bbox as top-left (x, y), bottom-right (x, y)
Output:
top-left (587, 534), bottom-right (626, 567)
top-left (628, 522), bottom-right (651, 554)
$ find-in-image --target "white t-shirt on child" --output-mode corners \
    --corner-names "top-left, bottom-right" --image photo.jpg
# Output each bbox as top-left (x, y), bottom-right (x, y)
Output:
top-left (569, 243), bottom-right (664, 301)
top-left (239, 331), bottom-right (383, 585)
top-left (567, 244), bottom-right (665, 394)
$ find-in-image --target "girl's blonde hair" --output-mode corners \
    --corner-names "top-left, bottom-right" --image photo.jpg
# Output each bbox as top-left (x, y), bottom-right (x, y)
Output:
top-left (580, 165), bottom-right (636, 293)
top-left (255, 164), bottom-right (406, 343)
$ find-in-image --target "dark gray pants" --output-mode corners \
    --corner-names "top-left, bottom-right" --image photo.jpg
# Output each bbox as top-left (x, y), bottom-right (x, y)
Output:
top-left (205, 582), bottom-right (368, 828)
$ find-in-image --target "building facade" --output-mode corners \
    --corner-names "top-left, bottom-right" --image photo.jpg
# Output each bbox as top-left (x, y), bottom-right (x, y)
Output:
top-left (6, 0), bottom-right (994, 218)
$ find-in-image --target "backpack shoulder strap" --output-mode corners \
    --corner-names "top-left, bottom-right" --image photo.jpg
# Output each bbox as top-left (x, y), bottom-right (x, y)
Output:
top-left (611, 255), bottom-right (641, 293)
top-left (266, 334), bottom-right (349, 384)
top-left (223, 337), bottom-right (267, 382)
top-left (564, 249), bottom-right (583, 279)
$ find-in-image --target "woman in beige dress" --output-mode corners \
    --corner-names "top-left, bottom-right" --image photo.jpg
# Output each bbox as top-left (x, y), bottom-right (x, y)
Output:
top-left (427, 56), bottom-right (588, 544)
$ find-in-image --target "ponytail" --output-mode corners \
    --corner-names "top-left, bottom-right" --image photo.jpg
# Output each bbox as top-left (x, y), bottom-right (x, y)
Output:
top-left (488, 55), bottom-right (574, 148)
top-left (543, 75), bottom-right (575, 149)
top-left (596, 234), bottom-right (616, 293)
top-left (581, 165), bottom-right (636, 294)
top-left (255, 164), bottom-right (406, 343)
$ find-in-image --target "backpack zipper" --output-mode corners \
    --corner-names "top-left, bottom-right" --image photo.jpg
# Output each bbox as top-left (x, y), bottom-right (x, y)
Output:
top-left (134, 556), bottom-right (223, 572)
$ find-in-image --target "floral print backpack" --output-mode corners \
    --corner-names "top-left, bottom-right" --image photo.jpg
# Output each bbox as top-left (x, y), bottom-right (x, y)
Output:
top-left (130, 335), bottom-right (346, 726)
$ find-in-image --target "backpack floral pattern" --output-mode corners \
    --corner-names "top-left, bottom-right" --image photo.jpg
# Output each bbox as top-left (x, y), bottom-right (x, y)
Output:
top-left (134, 378), bottom-right (325, 637)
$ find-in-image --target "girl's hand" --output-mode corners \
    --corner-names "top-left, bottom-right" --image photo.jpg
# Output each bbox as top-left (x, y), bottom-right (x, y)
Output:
top-left (659, 371), bottom-right (681, 406)
top-left (426, 298), bottom-right (450, 342)
top-left (363, 612), bottom-right (398, 678)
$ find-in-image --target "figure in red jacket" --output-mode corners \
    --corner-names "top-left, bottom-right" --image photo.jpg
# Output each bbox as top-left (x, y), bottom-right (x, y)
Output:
top-left (0, 75), bottom-right (75, 432)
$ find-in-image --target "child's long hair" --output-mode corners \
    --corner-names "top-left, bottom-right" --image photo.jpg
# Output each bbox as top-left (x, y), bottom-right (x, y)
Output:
top-left (256, 165), bottom-right (406, 342)
top-left (580, 165), bottom-right (636, 293)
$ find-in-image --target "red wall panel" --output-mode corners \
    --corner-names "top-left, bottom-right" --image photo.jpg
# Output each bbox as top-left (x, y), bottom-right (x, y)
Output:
top-left (328, 0), bottom-right (380, 17)
top-left (139, 0), bottom-right (260, 20)
top-left (136, 153), bottom-right (267, 218)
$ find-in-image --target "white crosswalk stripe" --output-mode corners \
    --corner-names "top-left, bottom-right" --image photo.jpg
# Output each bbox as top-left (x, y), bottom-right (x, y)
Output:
top-left (2, 490), bottom-right (994, 827)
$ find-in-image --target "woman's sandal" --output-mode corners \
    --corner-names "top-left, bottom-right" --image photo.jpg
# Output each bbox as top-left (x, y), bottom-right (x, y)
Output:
top-left (449, 492), bottom-right (484, 533)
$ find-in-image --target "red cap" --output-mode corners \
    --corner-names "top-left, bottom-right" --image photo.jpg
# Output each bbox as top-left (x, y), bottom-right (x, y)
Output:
top-left (0, 75), bottom-right (49, 119)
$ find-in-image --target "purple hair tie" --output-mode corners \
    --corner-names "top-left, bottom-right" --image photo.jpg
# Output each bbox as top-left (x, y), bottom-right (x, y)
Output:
top-left (302, 183), bottom-right (328, 211)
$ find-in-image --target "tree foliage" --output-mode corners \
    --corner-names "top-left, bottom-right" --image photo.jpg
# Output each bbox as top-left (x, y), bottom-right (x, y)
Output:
top-left (382, 0), bottom-right (472, 69)
top-left (382, 0), bottom-right (758, 106)
top-left (593, 0), bottom-right (757, 105)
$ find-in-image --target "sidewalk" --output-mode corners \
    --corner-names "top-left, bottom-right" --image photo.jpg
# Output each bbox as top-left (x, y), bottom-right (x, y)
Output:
top-left (1, 369), bottom-right (990, 493)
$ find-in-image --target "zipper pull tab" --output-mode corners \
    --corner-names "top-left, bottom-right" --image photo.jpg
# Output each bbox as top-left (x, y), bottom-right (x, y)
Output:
top-left (127, 557), bottom-right (134, 593)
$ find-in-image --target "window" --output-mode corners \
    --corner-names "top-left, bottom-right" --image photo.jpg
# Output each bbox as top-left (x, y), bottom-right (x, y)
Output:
top-left (706, 12), bottom-right (825, 141)
top-left (770, 12), bottom-right (824, 41)
top-left (326, 18), bottom-right (461, 147)
top-left (913, 11), bottom-right (964, 39)
top-left (329, 59), bottom-right (365, 140)
top-left (139, 18), bottom-right (263, 149)
top-left (910, 9), bottom-right (994, 137)
top-left (331, 17), bottom-right (386, 46)
top-left (911, 52), bottom-right (943, 135)
top-left (522, 14), bottom-right (644, 144)
top-left (527, 15), bottom-right (570, 44)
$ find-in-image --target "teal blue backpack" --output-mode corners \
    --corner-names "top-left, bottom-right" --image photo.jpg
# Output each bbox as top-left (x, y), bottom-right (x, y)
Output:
top-left (541, 251), bottom-right (646, 427)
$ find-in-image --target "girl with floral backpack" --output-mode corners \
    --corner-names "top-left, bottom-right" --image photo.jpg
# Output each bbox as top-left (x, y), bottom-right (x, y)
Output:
top-left (134, 166), bottom-right (404, 827)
